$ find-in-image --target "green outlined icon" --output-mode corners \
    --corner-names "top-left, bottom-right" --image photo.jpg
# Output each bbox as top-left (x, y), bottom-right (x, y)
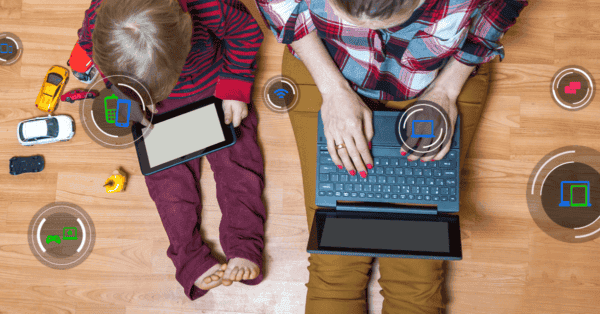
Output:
top-left (570, 185), bottom-right (589, 207)
top-left (104, 93), bottom-right (118, 123)
top-left (63, 227), bottom-right (78, 240)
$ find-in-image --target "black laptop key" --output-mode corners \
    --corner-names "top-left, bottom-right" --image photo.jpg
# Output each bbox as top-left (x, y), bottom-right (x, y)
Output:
top-left (320, 174), bottom-right (329, 182)
top-left (400, 159), bottom-right (408, 167)
top-left (364, 185), bottom-right (372, 192)
top-left (320, 183), bottom-right (333, 191)
top-left (321, 156), bottom-right (334, 164)
top-left (381, 158), bottom-right (389, 166)
top-left (368, 176), bottom-right (376, 183)
top-left (384, 194), bottom-right (390, 199)
top-left (434, 169), bottom-right (442, 176)
top-left (393, 186), bottom-right (400, 193)
top-left (450, 188), bottom-right (456, 195)
top-left (320, 165), bottom-right (336, 173)
top-left (424, 169), bottom-right (432, 176)
top-left (376, 167), bottom-right (384, 175)
top-left (355, 184), bottom-right (362, 191)
top-left (435, 179), bottom-right (444, 186)
top-left (345, 184), bottom-right (353, 191)
top-left (395, 167), bottom-right (403, 175)
top-left (331, 174), bottom-right (339, 182)
top-left (407, 177), bottom-right (415, 185)
top-left (376, 194), bottom-right (382, 198)
top-left (416, 178), bottom-right (425, 185)
top-left (405, 168), bottom-right (412, 176)
top-left (336, 184), bottom-right (344, 191)
top-left (449, 196), bottom-right (456, 202)
top-left (378, 176), bottom-right (386, 183)
top-left (426, 178), bottom-right (435, 185)
top-left (343, 192), bottom-right (350, 197)
top-left (432, 187), bottom-right (439, 194)
top-left (327, 191), bottom-right (334, 196)
top-left (443, 170), bottom-right (456, 176)
top-left (417, 195), bottom-right (423, 200)
top-left (448, 151), bottom-right (457, 159)
top-left (368, 193), bottom-right (374, 198)
top-left (446, 179), bottom-right (456, 186)
top-left (340, 175), bottom-right (348, 182)
top-left (385, 168), bottom-right (394, 175)
top-left (350, 176), bottom-right (358, 182)
top-left (387, 176), bottom-right (395, 184)
top-left (422, 187), bottom-right (429, 194)
top-left (398, 177), bottom-right (405, 184)
top-left (412, 186), bottom-right (420, 194)
top-left (391, 158), bottom-right (399, 166)
top-left (402, 186), bottom-right (410, 194)
top-left (409, 161), bottom-right (418, 167)
top-left (441, 161), bottom-right (453, 168)
top-left (373, 185), bottom-right (381, 192)
top-left (336, 192), bottom-right (342, 196)
top-left (414, 169), bottom-right (422, 176)
top-left (383, 185), bottom-right (391, 193)
top-left (374, 158), bottom-right (380, 165)
top-left (441, 188), bottom-right (449, 195)
top-left (319, 191), bottom-right (325, 196)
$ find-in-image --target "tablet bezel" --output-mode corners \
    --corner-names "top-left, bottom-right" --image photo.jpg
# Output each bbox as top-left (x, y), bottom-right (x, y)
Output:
top-left (307, 209), bottom-right (462, 260)
top-left (132, 96), bottom-right (236, 176)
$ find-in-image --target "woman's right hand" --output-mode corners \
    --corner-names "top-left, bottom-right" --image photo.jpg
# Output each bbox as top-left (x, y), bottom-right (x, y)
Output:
top-left (320, 85), bottom-right (374, 178)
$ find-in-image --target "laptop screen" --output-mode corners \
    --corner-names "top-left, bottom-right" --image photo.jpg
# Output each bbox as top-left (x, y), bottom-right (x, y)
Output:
top-left (320, 217), bottom-right (450, 253)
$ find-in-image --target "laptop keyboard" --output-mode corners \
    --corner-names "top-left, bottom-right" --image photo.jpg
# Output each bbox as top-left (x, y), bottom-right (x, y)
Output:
top-left (317, 148), bottom-right (459, 202)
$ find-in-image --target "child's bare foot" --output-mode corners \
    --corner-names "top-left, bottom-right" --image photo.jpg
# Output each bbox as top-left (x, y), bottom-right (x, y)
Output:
top-left (194, 263), bottom-right (227, 290)
top-left (221, 258), bottom-right (260, 286)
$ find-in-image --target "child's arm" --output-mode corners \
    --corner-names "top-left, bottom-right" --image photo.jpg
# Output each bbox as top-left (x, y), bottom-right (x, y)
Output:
top-left (191, 0), bottom-right (264, 105)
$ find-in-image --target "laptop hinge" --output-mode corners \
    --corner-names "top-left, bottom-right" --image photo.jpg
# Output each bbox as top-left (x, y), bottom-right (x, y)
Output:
top-left (336, 202), bottom-right (438, 215)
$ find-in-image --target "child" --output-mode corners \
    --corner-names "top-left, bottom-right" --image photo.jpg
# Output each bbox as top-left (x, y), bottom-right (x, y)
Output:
top-left (77, 0), bottom-right (265, 300)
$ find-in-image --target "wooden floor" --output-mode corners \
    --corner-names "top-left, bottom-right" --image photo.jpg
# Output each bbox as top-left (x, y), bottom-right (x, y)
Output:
top-left (2, 0), bottom-right (600, 313)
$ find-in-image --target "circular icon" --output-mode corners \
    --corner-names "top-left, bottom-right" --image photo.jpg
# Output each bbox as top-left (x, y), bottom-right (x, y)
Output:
top-left (526, 146), bottom-right (600, 243)
top-left (550, 65), bottom-right (595, 111)
top-left (263, 75), bottom-right (299, 113)
top-left (27, 202), bottom-right (96, 270)
top-left (0, 32), bottom-right (24, 66)
top-left (396, 100), bottom-right (451, 158)
top-left (80, 75), bottom-right (154, 149)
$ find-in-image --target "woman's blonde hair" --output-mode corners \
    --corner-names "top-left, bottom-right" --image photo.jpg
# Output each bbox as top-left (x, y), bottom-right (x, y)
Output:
top-left (92, 0), bottom-right (192, 103)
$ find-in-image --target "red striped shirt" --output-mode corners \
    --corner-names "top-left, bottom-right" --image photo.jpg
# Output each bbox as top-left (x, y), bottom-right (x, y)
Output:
top-left (77, 0), bottom-right (263, 105)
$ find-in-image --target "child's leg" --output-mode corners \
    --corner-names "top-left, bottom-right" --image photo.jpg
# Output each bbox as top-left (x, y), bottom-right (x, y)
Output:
top-left (145, 159), bottom-right (222, 300)
top-left (205, 103), bottom-right (266, 286)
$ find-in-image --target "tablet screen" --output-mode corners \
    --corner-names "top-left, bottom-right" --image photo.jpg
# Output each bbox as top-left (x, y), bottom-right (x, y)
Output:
top-left (320, 217), bottom-right (450, 253)
top-left (142, 103), bottom-right (225, 167)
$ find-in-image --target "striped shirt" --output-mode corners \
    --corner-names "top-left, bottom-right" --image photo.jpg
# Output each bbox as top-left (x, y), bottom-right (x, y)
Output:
top-left (257, 0), bottom-right (527, 101)
top-left (77, 0), bottom-right (263, 104)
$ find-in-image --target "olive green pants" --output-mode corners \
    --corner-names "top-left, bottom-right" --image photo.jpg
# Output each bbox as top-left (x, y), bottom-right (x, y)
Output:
top-left (283, 48), bottom-right (490, 314)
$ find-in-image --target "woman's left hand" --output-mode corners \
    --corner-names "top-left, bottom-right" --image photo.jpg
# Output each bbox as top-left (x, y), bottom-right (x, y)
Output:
top-left (400, 87), bottom-right (458, 162)
top-left (223, 100), bottom-right (249, 128)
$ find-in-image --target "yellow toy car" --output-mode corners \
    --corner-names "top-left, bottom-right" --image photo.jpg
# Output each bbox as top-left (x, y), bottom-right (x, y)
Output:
top-left (35, 65), bottom-right (69, 113)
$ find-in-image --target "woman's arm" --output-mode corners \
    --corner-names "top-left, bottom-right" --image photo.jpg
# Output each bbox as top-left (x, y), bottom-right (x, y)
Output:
top-left (290, 31), bottom-right (350, 95)
top-left (290, 31), bottom-right (374, 177)
top-left (401, 57), bottom-right (476, 162)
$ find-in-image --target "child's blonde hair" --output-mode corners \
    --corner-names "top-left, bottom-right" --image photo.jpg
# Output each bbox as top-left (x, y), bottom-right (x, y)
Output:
top-left (92, 0), bottom-right (192, 103)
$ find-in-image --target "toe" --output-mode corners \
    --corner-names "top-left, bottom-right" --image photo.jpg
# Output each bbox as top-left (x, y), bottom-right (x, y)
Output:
top-left (235, 268), bottom-right (245, 281)
top-left (210, 274), bottom-right (220, 281)
top-left (228, 266), bottom-right (239, 281)
top-left (249, 268), bottom-right (259, 280)
top-left (203, 276), bottom-right (212, 284)
top-left (222, 279), bottom-right (233, 286)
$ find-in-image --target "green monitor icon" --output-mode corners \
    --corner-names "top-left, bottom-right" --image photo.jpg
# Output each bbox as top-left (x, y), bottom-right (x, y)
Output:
top-left (63, 227), bottom-right (78, 240)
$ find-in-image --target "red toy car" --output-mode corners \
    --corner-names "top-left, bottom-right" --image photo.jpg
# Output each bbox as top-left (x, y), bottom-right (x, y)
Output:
top-left (60, 89), bottom-right (99, 103)
top-left (67, 42), bottom-right (98, 84)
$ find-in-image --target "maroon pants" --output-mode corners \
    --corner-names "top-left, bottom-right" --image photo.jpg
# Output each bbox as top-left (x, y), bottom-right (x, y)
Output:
top-left (145, 92), bottom-right (266, 300)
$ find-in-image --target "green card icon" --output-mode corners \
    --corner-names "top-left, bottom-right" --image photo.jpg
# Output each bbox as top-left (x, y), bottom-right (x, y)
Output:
top-left (63, 227), bottom-right (78, 240)
top-left (104, 93), bottom-right (119, 124)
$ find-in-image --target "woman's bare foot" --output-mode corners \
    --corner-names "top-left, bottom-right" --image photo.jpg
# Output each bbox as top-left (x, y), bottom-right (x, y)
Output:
top-left (194, 263), bottom-right (227, 290)
top-left (221, 258), bottom-right (260, 286)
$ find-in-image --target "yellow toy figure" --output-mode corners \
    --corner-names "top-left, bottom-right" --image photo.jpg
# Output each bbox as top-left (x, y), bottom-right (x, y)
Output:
top-left (104, 169), bottom-right (127, 193)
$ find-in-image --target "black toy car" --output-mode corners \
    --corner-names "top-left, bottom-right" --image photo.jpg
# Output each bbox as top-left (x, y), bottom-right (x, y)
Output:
top-left (10, 155), bottom-right (45, 175)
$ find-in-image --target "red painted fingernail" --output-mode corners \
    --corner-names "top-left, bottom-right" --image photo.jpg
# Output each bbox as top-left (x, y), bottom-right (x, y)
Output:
top-left (401, 151), bottom-right (407, 156)
top-left (337, 165), bottom-right (343, 169)
top-left (349, 170), bottom-right (356, 176)
top-left (421, 160), bottom-right (425, 163)
top-left (367, 164), bottom-right (373, 169)
top-left (368, 141), bottom-right (372, 149)
top-left (431, 159), bottom-right (435, 162)
top-left (360, 171), bottom-right (367, 178)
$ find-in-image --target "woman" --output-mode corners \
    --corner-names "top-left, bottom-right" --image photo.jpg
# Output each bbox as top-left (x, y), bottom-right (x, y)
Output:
top-left (257, 0), bottom-right (527, 313)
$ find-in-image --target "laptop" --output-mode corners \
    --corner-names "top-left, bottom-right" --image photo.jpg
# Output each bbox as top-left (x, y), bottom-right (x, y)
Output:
top-left (308, 110), bottom-right (463, 260)
top-left (559, 181), bottom-right (592, 207)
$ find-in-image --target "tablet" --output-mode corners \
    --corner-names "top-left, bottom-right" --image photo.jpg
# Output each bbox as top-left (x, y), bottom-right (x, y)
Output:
top-left (307, 209), bottom-right (462, 260)
top-left (132, 97), bottom-right (236, 176)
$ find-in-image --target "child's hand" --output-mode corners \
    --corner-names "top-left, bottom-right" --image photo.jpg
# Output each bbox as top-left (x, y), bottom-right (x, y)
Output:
top-left (222, 100), bottom-right (248, 128)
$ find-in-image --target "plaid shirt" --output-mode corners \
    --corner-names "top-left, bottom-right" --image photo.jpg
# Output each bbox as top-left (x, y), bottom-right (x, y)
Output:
top-left (257, 0), bottom-right (527, 101)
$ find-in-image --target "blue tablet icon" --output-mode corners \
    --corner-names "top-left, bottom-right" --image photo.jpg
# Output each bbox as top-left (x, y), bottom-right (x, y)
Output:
top-left (559, 181), bottom-right (591, 207)
top-left (115, 99), bottom-right (131, 128)
top-left (411, 120), bottom-right (435, 138)
top-left (0, 43), bottom-right (12, 54)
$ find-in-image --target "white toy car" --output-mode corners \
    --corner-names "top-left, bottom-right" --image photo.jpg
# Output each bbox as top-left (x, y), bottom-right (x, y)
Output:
top-left (17, 115), bottom-right (74, 146)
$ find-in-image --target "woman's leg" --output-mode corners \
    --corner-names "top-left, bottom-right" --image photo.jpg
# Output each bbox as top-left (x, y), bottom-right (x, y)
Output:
top-left (205, 103), bottom-right (266, 286)
top-left (283, 48), bottom-right (374, 314)
top-left (145, 159), bottom-right (219, 301)
top-left (376, 62), bottom-right (491, 314)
